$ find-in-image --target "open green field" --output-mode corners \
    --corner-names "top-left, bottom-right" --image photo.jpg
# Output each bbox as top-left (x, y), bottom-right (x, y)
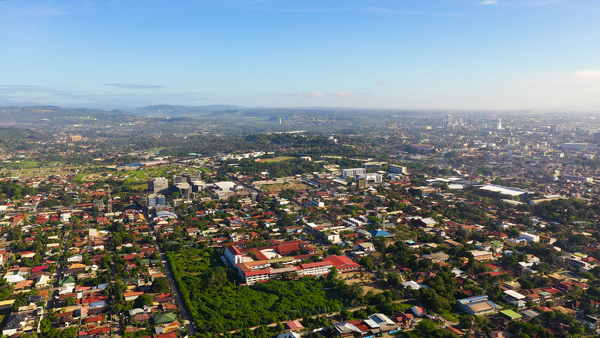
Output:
top-left (256, 156), bottom-right (295, 163)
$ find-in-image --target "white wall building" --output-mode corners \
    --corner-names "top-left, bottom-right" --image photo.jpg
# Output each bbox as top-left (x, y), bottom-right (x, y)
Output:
top-left (518, 232), bottom-right (540, 243)
top-left (341, 168), bottom-right (366, 178)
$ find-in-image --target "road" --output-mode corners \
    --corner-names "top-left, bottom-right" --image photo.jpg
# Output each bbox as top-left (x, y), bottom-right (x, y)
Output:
top-left (160, 251), bottom-right (196, 336)
top-left (226, 305), bottom-right (371, 333)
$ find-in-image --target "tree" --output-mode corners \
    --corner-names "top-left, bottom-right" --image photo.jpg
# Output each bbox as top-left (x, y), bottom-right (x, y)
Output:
top-left (63, 297), bottom-right (76, 306)
top-left (152, 277), bottom-right (171, 293)
top-left (135, 294), bottom-right (154, 308)
top-left (387, 272), bottom-right (402, 287)
top-left (327, 267), bottom-right (338, 281)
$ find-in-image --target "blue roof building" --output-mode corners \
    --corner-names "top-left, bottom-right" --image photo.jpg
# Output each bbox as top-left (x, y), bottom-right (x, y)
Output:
top-left (369, 230), bottom-right (394, 238)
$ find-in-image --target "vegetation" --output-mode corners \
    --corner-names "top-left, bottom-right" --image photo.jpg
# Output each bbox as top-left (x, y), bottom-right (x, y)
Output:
top-left (166, 245), bottom-right (365, 332)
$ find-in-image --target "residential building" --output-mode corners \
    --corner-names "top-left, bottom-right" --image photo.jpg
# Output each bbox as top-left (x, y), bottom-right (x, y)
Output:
top-left (518, 232), bottom-right (540, 243)
top-left (457, 295), bottom-right (500, 316)
top-left (471, 250), bottom-right (494, 261)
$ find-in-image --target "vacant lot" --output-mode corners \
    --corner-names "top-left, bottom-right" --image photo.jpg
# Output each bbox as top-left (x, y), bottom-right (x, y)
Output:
top-left (256, 181), bottom-right (311, 192)
top-left (347, 276), bottom-right (386, 294)
top-left (256, 156), bottom-right (295, 163)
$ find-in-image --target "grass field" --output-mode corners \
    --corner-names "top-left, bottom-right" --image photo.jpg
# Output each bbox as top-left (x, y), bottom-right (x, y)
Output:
top-left (256, 156), bottom-right (295, 163)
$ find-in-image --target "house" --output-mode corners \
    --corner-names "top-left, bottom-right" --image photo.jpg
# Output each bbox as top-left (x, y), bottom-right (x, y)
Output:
top-left (471, 250), bottom-right (494, 261)
top-left (357, 242), bottom-right (375, 253)
top-left (277, 333), bottom-right (301, 338)
top-left (410, 306), bottom-right (426, 317)
top-left (123, 291), bottom-right (144, 301)
top-left (582, 315), bottom-right (600, 330)
top-left (35, 275), bottom-right (51, 288)
top-left (67, 255), bottom-right (83, 263)
top-left (333, 322), bottom-right (362, 338)
top-left (2, 311), bottom-right (38, 336)
top-left (366, 313), bottom-right (398, 333)
top-left (393, 312), bottom-right (413, 328)
top-left (153, 313), bottom-right (177, 326)
top-left (286, 320), bottom-right (304, 331)
top-left (457, 296), bottom-right (499, 316)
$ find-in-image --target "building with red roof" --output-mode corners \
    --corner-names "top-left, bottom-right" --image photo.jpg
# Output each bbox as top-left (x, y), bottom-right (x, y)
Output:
top-left (323, 255), bottom-right (361, 273)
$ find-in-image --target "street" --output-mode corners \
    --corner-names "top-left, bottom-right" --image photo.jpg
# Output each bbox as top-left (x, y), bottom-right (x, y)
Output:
top-left (159, 251), bottom-right (196, 336)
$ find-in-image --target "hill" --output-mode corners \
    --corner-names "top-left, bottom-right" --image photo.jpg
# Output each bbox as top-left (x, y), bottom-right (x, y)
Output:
top-left (132, 105), bottom-right (243, 116)
top-left (0, 127), bottom-right (46, 140)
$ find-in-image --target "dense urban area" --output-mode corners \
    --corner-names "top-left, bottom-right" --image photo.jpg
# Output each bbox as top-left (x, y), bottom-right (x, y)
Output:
top-left (2, 106), bottom-right (600, 338)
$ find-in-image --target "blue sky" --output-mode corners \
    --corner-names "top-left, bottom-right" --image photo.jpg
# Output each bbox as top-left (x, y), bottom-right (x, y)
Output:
top-left (1, 0), bottom-right (599, 110)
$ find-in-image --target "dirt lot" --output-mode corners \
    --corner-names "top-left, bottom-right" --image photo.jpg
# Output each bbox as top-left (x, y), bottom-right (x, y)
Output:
top-left (256, 182), bottom-right (311, 192)
top-left (346, 276), bottom-right (387, 294)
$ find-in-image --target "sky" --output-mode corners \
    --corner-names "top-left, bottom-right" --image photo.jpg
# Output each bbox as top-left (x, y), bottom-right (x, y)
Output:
top-left (1, 0), bottom-right (600, 110)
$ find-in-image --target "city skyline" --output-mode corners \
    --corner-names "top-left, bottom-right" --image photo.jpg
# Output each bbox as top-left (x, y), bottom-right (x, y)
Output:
top-left (1, 0), bottom-right (599, 110)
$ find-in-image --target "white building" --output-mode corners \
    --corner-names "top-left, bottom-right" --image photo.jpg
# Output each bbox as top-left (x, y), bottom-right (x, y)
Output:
top-left (388, 165), bottom-right (408, 175)
top-left (224, 245), bottom-right (244, 266)
top-left (518, 232), bottom-right (540, 243)
top-left (341, 168), bottom-right (366, 178)
top-left (299, 261), bottom-right (333, 277)
top-left (66, 255), bottom-right (83, 263)
top-left (356, 173), bottom-right (382, 184)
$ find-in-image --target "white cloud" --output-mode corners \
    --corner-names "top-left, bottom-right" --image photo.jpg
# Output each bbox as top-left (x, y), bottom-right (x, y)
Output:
top-left (303, 90), bottom-right (361, 98)
top-left (503, 68), bottom-right (600, 86)
top-left (480, 0), bottom-right (498, 5)
top-left (104, 83), bottom-right (166, 90)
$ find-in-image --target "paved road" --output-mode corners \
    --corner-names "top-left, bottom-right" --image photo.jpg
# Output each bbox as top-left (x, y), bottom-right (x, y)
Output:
top-left (160, 251), bottom-right (196, 336)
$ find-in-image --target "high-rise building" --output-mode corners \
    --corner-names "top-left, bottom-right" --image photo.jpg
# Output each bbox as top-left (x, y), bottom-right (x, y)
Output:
top-left (341, 168), bottom-right (366, 178)
top-left (149, 177), bottom-right (168, 193)
top-left (148, 194), bottom-right (166, 207)
top-left (389, 164), bottom-right (408, 175)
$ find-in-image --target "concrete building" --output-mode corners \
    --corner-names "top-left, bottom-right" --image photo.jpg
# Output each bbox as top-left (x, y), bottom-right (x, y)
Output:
top-left (356, 173), bottom-right (382, 184)
top-left (457, 295), bottom-right (499, 316)
top-left (224, 245), bottom-right (244, 266)
top-left (388, 165), bottom-right (408, 175)
top-left (471, 250), bottom-right (494, 261)
top-left (341, 168), bottom-right (366, 178)
top-left (147, 194), bottom-right (166, 208)
top-left (299, 261), bottom-right (333, 277)
top-left (518, 232), bottom-right (540, 243)
top-left (149, 177), bottom-right (169, 193)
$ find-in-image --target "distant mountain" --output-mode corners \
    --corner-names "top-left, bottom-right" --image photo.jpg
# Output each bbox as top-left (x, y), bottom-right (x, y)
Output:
top-left (132, 105), bottom-right (244, 116)
top-left (0, 106), bottom-right (139, 125)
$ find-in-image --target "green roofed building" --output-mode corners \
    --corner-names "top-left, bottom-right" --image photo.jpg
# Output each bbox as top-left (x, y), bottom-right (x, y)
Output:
top-left (154, 313), bottom-right (177, 325)
top-left (500, 309), bottom-right (523, 321)
top-left (59, 276), bottom-right (76, 286)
